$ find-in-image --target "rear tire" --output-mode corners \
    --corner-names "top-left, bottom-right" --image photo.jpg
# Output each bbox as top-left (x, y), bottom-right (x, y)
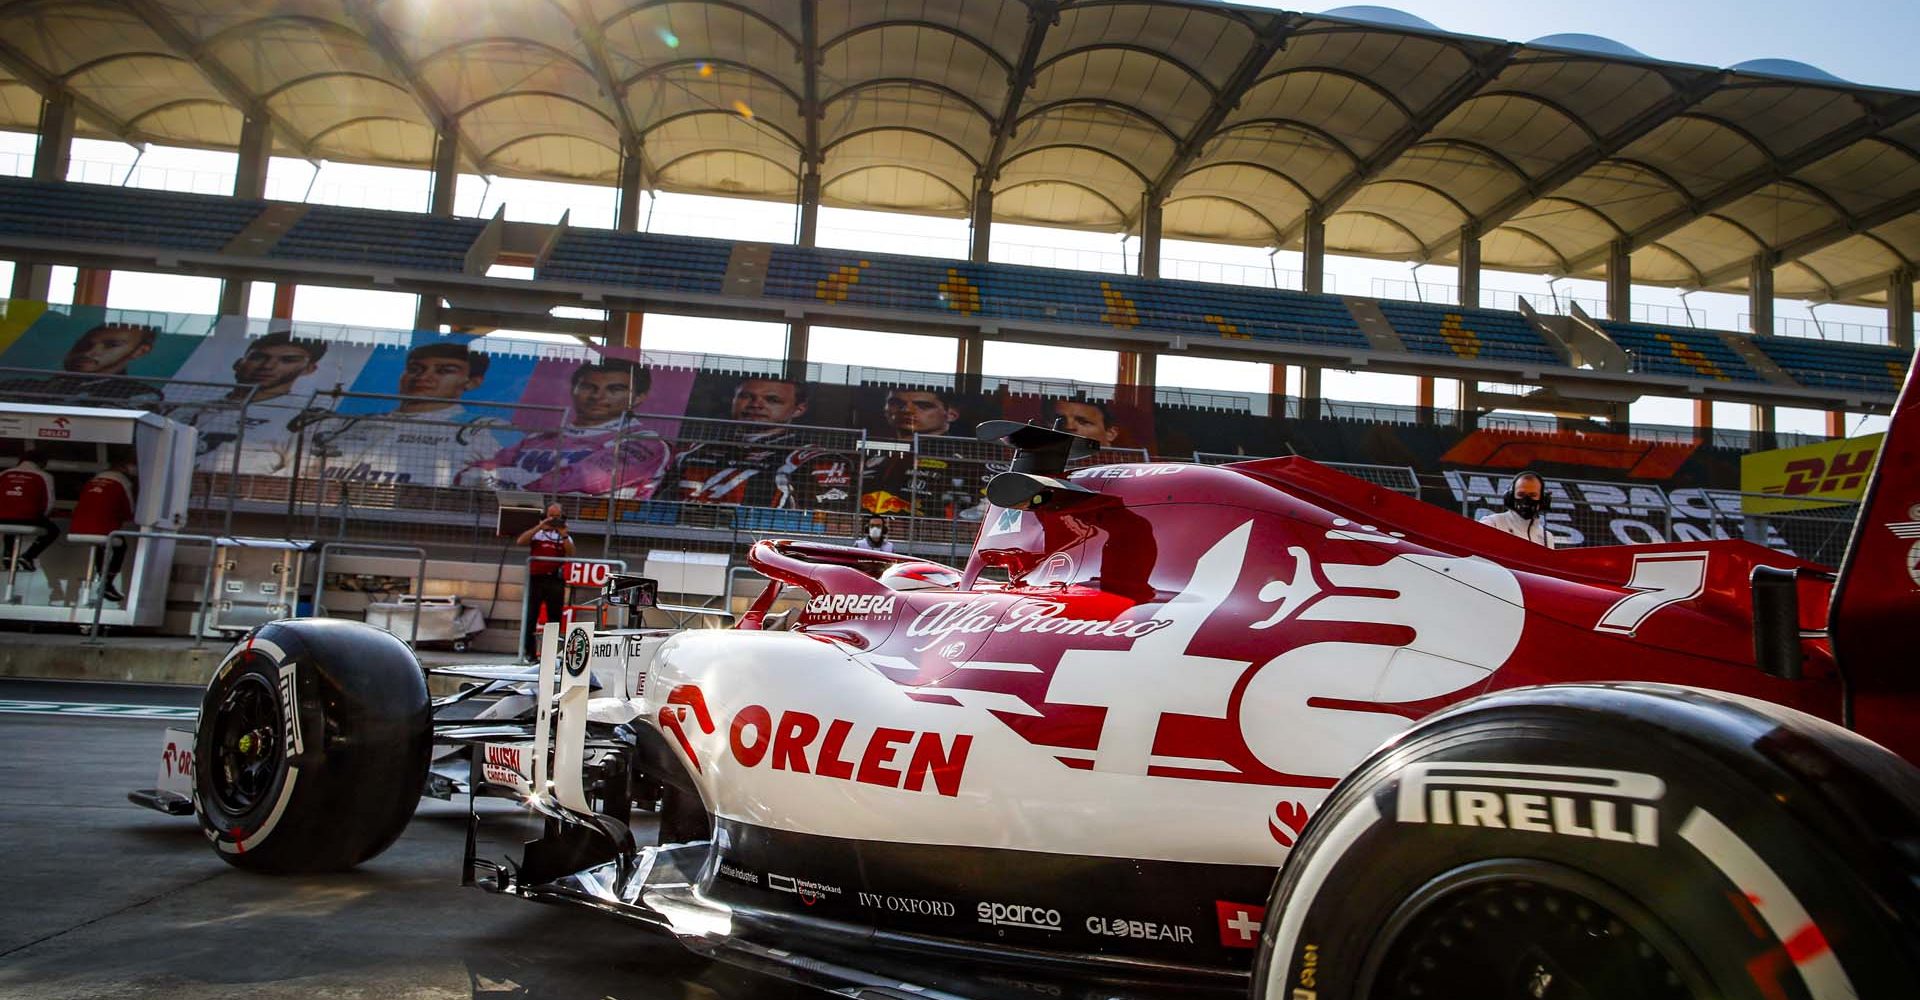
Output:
top-left (194, 619), bottom-right (431, 873)
top-left (1253, 683), bottom-right (1920, 1000)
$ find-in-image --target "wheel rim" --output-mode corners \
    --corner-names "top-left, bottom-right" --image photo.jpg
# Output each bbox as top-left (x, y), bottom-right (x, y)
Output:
top-left (1363, 862), bottom-right (1708, 1000)
top-left (210, 673), bottom-right (284, 815)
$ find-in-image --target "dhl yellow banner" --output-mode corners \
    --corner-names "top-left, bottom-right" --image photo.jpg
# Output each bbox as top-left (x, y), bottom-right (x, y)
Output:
top-left (1740, 433), bottom-right (1884, 514)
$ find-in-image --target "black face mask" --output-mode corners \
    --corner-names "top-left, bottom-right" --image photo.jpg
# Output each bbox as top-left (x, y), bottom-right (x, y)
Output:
top-left (1509, 495), bottom-right (1542, 520)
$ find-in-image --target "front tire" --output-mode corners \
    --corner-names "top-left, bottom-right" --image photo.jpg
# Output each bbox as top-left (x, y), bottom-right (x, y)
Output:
top-left (1254, 684), bottom-right (1920, 1000)
top-left (194, 619), bottom-right (431, 873)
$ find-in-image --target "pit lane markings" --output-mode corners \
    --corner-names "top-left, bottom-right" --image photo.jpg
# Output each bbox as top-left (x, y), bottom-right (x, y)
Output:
top-left (0, 699), bottom-right (197, 721)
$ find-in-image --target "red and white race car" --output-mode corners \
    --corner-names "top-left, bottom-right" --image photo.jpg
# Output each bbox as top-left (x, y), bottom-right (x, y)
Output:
top-left (177, 371), bottom-right (1920, 1000)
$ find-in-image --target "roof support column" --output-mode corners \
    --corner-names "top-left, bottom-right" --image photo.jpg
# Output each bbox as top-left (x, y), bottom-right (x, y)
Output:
top-left (1605, 239), bottom-right (1631, 321)
top-left (1889, 266), bottom-right (1915, 352)
top-left (956, 332), bottom-right (985, 398)
top-left (611, 145), bottom-right (646, 349)
top-left (74, 268), bottom-right (110, 306)
top-left (234, 113), bottom-right (271, 200)
top-left (1138, 196), bottom-right (1162, 280)
top-left (1302, 212), bottom-right (1326, 295)
top-left (1826, 410), bottom-right (1847, 438)
top-left (615, 146), bottom-right (644, 233)
top-left (1749, 254), bottom-right (1776, 336)
top-left (1416, 375), bottom-right (1435, 426)
top-left (429, 126), bottom-right (459, 217)
top-left (11, 92), bottom-right (74, 302)
top-left (1300, 364), bottom-right (1322, 422)
top-left (1692, 399), bottom-right (1712, 445)
top-left (969, 184), bottom-right (992, 263)
top-left (1457, 228), bottom-right (1481, 309)
top-left (1115, 350), bottom-right (1156, 388)
top-left (1751, 403), bottom-right (1777, 452)
top-left (797, 168), bottom-right (821, 248)
top-left (219, 113), bottom-right (274, 316)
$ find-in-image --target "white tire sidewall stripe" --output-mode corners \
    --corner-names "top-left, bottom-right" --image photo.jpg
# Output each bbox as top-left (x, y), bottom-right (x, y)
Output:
top-left (1679, 806), bottom-right (1855, 1000)
top-left (207, 635), bottom-right (299, 854)
top-left (1263, 797), bottom-right (1383, 999)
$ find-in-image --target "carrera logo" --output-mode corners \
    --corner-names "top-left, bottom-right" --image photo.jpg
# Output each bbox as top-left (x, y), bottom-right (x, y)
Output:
top-left (1215, 901), bottom-right (1265, 949)
top-left (1397, 762), bottom-right (1664, 846)
top-left (857, 891), bottom-right (955, 917)
top-left (767, 873), bottom-right (841, 905)
top-left (906, 599), bottom-right (1172, 653)
top-left (728, 705), bottom-right (971, 797)
top-left (805, 594), bottom-right (898, 617)
top-left (1086, 915), bottom-right (1194, 943)
top-left (977, 902), bottom-right (1062, 931)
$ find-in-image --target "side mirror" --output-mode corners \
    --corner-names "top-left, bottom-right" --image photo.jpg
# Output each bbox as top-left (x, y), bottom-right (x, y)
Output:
top-left (603, 574), bottom-right (658, 608)
top-left (1750, 565), bottom-right (1803, 681)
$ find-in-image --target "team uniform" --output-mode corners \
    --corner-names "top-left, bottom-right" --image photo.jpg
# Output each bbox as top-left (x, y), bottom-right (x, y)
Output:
top-left (0, 460), bottom-right (59, 562)
top-left (670, 428), bottom-right (857, 509)
top-left (1479, 509), bottom-right (1558, 548)
top-left (522, 526), bottom-right (571, 661)
top-left (304, 405), bottom-right (508, 487)
top-left (72, 469), bottom-right (135, 585)
top-left (459, 418), bottom-right (672, 499)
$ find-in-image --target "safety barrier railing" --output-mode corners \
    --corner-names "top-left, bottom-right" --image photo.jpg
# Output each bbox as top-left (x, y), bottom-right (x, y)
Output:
top-left (82, 530), bottom-right (223, 649)
top-left (313, 542), bottom-right (427, 647)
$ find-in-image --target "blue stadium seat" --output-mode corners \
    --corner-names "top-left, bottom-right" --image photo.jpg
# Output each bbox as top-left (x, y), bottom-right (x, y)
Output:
top-left (1595, 320), bottom-right (1763, 382)
top-left (537, 230), bottom-right (732, 294)
top-left (620, 500), bottom-right (681, 526)
top-left (1373, 300), bottom-right (1562, 366)
top-left (763, 246), bottom-right (1368, 349)
top-left (270, 205), bottom-right (485, 272)
top-left (1748, 335), bottom-right (1910, 395)
top-left (0, 176), bottom-right (262, 253)
top-left (732, 506), bottom-right (824, 534)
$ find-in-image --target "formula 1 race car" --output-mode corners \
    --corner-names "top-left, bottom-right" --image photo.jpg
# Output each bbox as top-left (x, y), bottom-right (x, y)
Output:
top-left (171, 368), bottom-right (1920, 999)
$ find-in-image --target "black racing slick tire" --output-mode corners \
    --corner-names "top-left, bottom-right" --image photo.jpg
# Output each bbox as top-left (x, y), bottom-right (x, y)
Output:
top-left (1252, 683), bottom-right (1920, 1000)
top-left (193, 619), bottom-right (432, 873)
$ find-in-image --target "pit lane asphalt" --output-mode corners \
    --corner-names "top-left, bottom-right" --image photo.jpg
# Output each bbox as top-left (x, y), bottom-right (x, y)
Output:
top-left (0, 678), bottom-right (810, 1000)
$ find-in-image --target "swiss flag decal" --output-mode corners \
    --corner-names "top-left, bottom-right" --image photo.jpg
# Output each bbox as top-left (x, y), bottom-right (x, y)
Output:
top-left (1215, 900), bottom-right (1266, 948)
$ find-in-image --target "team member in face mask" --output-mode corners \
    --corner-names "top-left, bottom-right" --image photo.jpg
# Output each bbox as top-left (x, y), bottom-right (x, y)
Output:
top-left (852, 515), bottom-right (895, 553)
top-left (1478, 470), bottom-right (1557, 548)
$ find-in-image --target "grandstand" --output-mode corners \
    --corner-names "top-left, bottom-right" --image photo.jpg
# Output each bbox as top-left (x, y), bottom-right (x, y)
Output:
top-left (0, 1), bottom-right (1911, 649)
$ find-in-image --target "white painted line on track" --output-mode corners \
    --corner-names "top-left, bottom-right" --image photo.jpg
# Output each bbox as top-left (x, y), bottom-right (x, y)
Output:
top-left (0, 699), bottom-right (198, 721)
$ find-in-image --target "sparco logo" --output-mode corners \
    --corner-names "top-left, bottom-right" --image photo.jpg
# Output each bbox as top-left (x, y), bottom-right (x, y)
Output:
top-left (857, 891), bottom-right (955, 917)
top-left (977, 902), bottom-right (1063, 931)
top-left (908, 600), bottom-right (1172, 652)
top-left (1397, 762), bottom-right (1664, 847)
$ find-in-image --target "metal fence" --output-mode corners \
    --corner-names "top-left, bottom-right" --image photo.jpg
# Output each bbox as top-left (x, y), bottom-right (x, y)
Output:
top-left (0, 369), bottom-right (1870, 574)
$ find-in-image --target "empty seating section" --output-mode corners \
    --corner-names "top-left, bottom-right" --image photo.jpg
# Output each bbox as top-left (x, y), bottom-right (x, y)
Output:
top-left (1750, 336), bottom-right (1910, 395)
top-left (763, 247), bottom-right (1367, 349)
top-left (271, 205), bottom-right (485, 271)
top-left (0, 178), bottom-right (1911, 400)
top-left (538, 230), bottom-right (732, 293)
top-left (0, 176), bottom-right (261, 253)
top-left (1374, 301), bottom-right (1561, 365)
top-left (1597, 320), bottom-right (1762, 382)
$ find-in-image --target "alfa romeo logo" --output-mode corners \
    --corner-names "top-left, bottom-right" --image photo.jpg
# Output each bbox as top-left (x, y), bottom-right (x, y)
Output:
top-left (563, 627), bottom-right (591, 677)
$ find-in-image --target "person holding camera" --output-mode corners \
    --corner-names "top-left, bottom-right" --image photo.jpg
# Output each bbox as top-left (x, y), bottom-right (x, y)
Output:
top-left (516, 503), bottom-right (574, 662)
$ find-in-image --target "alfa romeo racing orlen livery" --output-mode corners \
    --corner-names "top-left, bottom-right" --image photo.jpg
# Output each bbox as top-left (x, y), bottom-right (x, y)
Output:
top-left (176, 376), bottom-right (1920, 999)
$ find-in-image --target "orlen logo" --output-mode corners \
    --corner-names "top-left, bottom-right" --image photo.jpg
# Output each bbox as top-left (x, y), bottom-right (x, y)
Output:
top-left (977, 901), bottom-right (1062, 932)
top-left (728, 704), bottom-right (971, 797)
top-left (805, 594), bottom-right (897, 617)
top-left (161, 741), bottom-right (194, 779)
